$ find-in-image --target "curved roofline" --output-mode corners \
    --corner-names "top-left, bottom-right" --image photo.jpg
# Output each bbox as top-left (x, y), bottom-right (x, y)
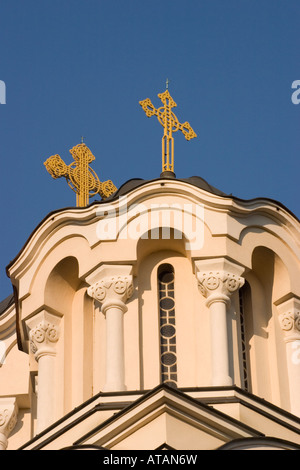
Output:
top-left (109, 176), bottom-right (299, 222)
top-left (5, 175), bottom-right (299, 277)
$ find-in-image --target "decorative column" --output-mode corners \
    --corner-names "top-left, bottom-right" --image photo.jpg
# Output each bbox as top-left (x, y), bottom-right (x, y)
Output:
top-left (26, 310), bottom-right (60, 433)
top-left (86, 265), bottom-right (133, 392)
top-left (195, 258), bottom-right (245, 386)
top-left (0, 398), bottom-right (18, 450)
top-left (277, 296), bottom-right (300, 417)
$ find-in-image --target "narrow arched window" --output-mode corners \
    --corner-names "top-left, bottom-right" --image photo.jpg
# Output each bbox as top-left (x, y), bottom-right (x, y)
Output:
top-left (238, 281), bottom-right (252, 392)
top-left (158, 264), bottom-right (177, 388)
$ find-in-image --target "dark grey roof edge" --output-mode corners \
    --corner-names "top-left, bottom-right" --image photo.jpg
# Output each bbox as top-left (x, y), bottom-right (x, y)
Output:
top-left (103, 175), bottom-right (228, 201)
top-left (218, 436), bottom-right (300, 450)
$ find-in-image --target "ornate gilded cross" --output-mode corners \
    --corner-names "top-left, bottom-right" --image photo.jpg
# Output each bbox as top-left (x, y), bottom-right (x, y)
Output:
top-left (139, 88), bottom-right (197, 176)
top-left (44, 143), bottom-right (117, 207)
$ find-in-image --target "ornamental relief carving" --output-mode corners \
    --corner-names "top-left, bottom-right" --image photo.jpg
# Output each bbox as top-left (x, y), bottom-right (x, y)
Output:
top-left (29, 320), bottom-right (60, 354)
top-left (87, 275), bottom-right (133, 304)
top-left (279, 311), bottom-right (300, 333)
top-left (197, 270), bottom-right (244, 298)
top-left (0, 407), bottom-right (17, 436)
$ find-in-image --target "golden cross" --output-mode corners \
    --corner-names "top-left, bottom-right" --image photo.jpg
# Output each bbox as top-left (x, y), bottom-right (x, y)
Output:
top-left (44, 143), bottom-right (117, 207)
top-left (139, 88), bottom-right (197, 175)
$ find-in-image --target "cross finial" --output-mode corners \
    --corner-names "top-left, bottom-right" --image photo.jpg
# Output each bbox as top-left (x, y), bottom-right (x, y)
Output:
top-left (44, 142), bottom-right (117, 207)
top-left (81, 136), bottom-right (84, 143)
top-left (166, 78), bottom-right (169, 90)
top-left (139, 89), bottom-right (197, 177)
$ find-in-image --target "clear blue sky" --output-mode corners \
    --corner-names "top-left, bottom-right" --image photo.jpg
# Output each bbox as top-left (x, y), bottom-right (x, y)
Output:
top-left (0, 0), bottom-right (299, 300)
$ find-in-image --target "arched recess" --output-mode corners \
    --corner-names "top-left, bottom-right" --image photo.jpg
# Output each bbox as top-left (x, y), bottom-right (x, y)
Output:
top-left (136, 229), bottom-right (207, 390)
top-left (241, 246), bottom-right (291, 409)
top-left (44, 256), bottom-right (80, 314)
top-left (44, 256), bottom-right (93, 415)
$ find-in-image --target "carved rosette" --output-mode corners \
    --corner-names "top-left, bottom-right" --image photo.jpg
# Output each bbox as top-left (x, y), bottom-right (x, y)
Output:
top-left (197, 270), bottom-right (245, 300)
top-left (29, 320), bottom-right (60, 357)
top-left (0, 398), bottom-right (18, 450)
top-left (87, 275), bottom-right (133, 307)
top-left (279, 310), bottom-right (300, 340)
top-left (0, 408), bottom-right (17, 437)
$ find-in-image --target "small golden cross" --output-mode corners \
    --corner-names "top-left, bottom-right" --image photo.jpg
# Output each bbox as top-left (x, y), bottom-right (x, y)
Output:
top-left (139, 88), bottom-right (196, 175)
top-left (44, 143), bottom-right (117, 207)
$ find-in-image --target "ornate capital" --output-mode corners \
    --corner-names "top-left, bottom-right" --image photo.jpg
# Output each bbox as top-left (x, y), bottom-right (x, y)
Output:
top-left (279, 311), bottom-right (300, 332)
top-left (87, 275), bottom-right (133, 311)
top-left (29, 320), bottom-right (60, 357)
top-left (86, 264), bottom-right (134, 313)
top-left (26, 311), bottom-right (61, 361)
top-left (276, 296), bottom-right (300, 342)
top-left (0, 398), bottom-right (18, 450)
top-left (197, 270), bottom-right (244, 300)
top-left (194, 258), bottom-right (245, 304)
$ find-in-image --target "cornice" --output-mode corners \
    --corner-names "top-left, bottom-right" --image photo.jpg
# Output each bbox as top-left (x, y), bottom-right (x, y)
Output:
top-left (18, 384), bottom-right (300, 450)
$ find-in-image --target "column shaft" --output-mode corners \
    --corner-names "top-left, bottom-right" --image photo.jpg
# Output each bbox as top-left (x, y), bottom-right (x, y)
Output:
top-left (86, 265), bottom-right (133, 393)
top-left (277, 297), bottom-right (300, 417)
top-left (209, 297), bottom-right (232, 386)
top-left (195, 258), bottom-right (245, 387)
top-left (104, 305), bottom-right (126, 391)
top-left (26, 311), bottom-right (60, 433)
top-left (36, 353), bottom-right (56, 432)
top-left (285, 340), bottom-right (300, 416)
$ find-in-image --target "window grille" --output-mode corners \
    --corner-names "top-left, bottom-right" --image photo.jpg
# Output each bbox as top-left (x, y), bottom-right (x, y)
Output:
top-left (239, 286), bottom-right (249, 391)
top-left (158, 264), bottom-right (178, 387)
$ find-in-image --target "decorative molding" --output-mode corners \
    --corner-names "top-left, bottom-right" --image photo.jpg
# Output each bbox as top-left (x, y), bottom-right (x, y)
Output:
top-left (25, 311), bottom-right (61, 361)
top-left (197, 271), bottom-right (244, 299)
top-left (29, 320), bottom-right (60, 356)
top-left (276, 296), bottom-right (300, 342)
top-left (279, 311), bottom-right (300, 342)
top-left (194, 258), bottom-right (245, 303)
top-left (86, 266), bottom-right (134, 315)
top-left (87, 275), bottom-right (133, 305)
top-left (0, 397), bottom-right (18, 450)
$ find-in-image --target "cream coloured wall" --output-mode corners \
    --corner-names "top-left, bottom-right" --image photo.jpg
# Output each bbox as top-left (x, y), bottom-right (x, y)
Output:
top-left (1, 178), bottom-right (299, 448)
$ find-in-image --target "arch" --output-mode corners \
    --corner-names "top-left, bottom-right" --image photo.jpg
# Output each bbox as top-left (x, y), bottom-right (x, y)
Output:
top-left (136, 229), bottom-right (206, 390)
top-left (44, 256), bottom-right (94, 415)
top-left (136, 228), bottom-right (188, 266)
top-left (239, 227), bottom-right (299, 295)
top-left (117, 197), bottom-right (206, 257)
top-left (44, 256), bottom-right (80, 314)
top-left (241, 246), bottom-right (291, 407)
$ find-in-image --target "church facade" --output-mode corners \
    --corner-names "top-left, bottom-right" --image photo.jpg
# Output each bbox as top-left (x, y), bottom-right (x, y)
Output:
top-left (0, 170), bottom-right (300, 450)
top-left (0, 90), bottom-right (300, 451)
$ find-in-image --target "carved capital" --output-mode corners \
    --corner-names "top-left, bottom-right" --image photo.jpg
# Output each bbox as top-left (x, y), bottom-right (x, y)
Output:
top-left (0, 398), bottom-right (18, 450)
top-left (276, 296), bottom-right (300, 342)
top-left (87, 275), bottom-right (133, 309)
top-left (279, 311), bottom-right (300, 331)
top-left (26, 311), bottom-right (61, 361)
top-left (197, 270), bottom-right (244, 300)
top-left (86, 264), bottom-right (134, 313)
top-left (194, 258), bottom-right (245, 304)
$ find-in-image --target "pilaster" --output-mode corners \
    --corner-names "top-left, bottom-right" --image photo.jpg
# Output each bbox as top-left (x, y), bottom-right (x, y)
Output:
top-left (277, 296), bottom-right (300, 417)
